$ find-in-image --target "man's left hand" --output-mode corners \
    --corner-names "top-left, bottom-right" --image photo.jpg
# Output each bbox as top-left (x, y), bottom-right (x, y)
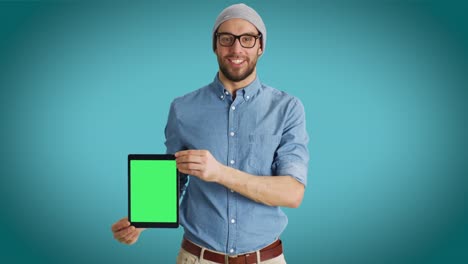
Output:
top-left (175, 150), bottom-right (224, 182)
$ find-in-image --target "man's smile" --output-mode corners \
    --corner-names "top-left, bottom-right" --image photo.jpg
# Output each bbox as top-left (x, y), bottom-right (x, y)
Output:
top-left (227, 57), bottom-right (246, 67)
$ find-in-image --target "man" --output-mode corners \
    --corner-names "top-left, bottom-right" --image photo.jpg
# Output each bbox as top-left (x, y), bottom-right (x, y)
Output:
top-left (112, 3), bottom-right (309, 264)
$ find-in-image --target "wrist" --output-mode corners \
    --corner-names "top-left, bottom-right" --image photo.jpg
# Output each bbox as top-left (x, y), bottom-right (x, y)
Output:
top-left (215, 164), bottom-right (229, 184)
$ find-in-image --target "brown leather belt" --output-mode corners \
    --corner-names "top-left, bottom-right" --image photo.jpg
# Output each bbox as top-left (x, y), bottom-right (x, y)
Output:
top-left (181, 238), bottom-right (283, 264)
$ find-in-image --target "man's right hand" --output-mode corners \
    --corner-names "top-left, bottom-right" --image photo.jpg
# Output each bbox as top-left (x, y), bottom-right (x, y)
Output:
top-left (111, 217), bottom-right (145, 245)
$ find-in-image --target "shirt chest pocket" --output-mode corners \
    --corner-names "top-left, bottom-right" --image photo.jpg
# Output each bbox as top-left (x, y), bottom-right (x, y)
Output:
top-left (247, 134), bottom-right (282, 175)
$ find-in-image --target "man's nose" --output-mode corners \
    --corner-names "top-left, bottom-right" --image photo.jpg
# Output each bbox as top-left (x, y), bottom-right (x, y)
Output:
top-left (230, 38), bottom-right (243, 52)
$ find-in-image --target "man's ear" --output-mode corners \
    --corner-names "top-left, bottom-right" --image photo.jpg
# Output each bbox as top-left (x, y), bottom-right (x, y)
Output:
top-left (258, 48), bottom-right (263, 56)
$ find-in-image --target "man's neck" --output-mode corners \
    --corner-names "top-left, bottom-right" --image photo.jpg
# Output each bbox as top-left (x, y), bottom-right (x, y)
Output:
top-left (218, 70), bottom-right (257, 97)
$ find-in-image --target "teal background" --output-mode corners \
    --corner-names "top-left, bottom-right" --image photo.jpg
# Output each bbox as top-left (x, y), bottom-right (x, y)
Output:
top-left (0, 0), bottom-right (467, 263)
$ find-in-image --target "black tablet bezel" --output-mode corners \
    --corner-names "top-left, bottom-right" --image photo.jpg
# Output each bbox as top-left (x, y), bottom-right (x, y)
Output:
top-left (128, 154), bottom-right (179, 228)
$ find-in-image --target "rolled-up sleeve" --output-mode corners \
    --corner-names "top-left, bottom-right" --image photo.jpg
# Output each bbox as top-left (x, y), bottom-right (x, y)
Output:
top-left (272, 98), bottom-right (309, 186)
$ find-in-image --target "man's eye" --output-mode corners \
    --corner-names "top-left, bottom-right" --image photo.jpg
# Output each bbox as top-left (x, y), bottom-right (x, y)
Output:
top-left (221, 36), bottom-right (233, 42)
top-left (241, 36), bottom-right (253, 42)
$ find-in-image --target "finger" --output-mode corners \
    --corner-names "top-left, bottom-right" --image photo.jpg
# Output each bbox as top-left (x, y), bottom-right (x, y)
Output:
top-left (177, 163), bottom-right (203, 172)
top-left (175, 150), bottom-right (191, 157)
top-left (175, 149), bottom-right (206, 157)
top-left (114, 226), bottom-right (135, 241)
top-left (121, 226), bottom-right (138, 242)
top-left (111, 217), bottom-right (130, 232)
top-left (117, 229), bottom-right (136, 243)
top-left (176, 155), bottom-right (204, 164)
top-left (178, 167), bottom-right (202, 178)
top-left (124, 230), bottom-right (140, 245)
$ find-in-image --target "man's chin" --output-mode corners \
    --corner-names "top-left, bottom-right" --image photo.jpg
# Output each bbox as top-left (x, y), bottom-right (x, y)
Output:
top-left (219, 62), bottom-right (256, 82)
top-left (226, 74), bottom-right (247, 82)
top-left (222, 70), bottom-right (244, 82)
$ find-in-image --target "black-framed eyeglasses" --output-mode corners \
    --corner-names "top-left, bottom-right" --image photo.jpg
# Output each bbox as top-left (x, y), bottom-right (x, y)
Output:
top-left (215, 32), bottom-right (262, 48)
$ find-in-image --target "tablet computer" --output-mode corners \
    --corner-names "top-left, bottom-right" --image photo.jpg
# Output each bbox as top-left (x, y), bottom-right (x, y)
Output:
top-left (128, 154), bottom-right (179, 228)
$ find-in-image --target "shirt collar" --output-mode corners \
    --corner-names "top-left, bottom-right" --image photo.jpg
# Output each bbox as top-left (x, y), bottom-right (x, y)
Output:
top-left (212, 73), bottom-right (261, 102)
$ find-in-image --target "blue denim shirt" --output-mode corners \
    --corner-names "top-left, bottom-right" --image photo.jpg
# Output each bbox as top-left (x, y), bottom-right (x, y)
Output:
top-left (165, 74), bottom-right (309, 254)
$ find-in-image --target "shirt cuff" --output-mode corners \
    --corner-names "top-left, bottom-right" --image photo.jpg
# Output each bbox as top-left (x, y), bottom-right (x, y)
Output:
top-left (275, 162), bottom-right (308, 187)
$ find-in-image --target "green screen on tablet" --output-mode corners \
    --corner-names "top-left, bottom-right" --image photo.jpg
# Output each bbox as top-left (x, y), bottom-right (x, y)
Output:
top-left (128, 154), bottom-right (179, 228)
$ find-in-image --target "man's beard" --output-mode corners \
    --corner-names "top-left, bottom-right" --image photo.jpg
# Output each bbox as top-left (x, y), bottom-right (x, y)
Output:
top-left (217, 55), bottom-right (257, 82)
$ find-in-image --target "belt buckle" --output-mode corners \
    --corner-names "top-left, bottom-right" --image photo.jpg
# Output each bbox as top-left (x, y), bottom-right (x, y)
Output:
top-left (226, 253), bottom-right (251, 264)
top-left (226, 254), bottom-right (239, 264)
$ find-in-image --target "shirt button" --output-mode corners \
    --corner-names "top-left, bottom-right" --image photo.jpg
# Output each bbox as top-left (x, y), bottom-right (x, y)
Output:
top-left (231, 106), bottom-right (236, 111)
top-left (246, 95), bottom-right (250, 99)
top-left (225, 91), bottom-right (229, 95)
top-left (230, 249), bottom-right (234, 253)
top-left (230, 132), bottom-right (235, 136)
top-left (230, 160), bottom-right (235, 164)
top-left (220, 95), bottom-right (224, 99)
top-left (231, 219), bottom-right (236, 224)
top-left (230, 189), bottom-right (234, 193)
